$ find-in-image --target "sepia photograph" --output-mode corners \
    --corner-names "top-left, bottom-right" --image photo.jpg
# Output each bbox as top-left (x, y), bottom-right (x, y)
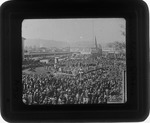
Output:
top-left (22, 18), bottom-right (127, 105)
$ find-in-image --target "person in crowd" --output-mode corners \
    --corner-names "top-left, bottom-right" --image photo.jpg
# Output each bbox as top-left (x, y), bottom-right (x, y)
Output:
top-left (22, 54), bottom-right (126, 105)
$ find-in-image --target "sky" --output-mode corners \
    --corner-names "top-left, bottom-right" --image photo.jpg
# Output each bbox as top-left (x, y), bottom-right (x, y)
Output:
top-left (22, 18), bottom-right (126, 47)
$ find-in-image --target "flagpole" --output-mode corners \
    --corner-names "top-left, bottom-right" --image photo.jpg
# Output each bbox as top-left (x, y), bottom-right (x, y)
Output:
top-left (92, 20), bottom-right (94, 43)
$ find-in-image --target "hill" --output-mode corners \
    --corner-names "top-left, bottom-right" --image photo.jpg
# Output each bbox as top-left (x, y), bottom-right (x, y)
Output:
top-left (24, 38), bottom-right (96, 48)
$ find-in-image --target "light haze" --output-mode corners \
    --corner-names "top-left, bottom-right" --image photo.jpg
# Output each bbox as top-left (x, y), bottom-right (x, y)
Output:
top-left (22, 18), bottom-right (126, 47)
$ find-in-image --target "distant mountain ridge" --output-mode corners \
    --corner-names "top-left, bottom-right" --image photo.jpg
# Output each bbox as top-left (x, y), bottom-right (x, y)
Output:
top-left (24, 39), bottom-right (69, 48)
top-left (24, 38), bottom-right (95, 48)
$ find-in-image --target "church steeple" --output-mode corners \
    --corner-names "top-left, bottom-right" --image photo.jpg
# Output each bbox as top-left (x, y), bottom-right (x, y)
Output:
top-left (95, 36), bottom-right (98, 49)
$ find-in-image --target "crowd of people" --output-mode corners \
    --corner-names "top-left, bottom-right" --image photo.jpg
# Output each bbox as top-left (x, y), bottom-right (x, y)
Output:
top-left (22, 54), bottom-right (126, 105)
top-left (22, 58), bottom-right (43, 70)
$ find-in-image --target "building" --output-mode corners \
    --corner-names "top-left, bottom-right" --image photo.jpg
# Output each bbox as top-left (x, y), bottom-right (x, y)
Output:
top-left (22, 37), bottom-right (26, 59)
top-left (39, 47), bottom-right (48, 52)
top-left (102, 48), bottom-right (126, 59)
top-left (40, 59), bottom-right (49, 64)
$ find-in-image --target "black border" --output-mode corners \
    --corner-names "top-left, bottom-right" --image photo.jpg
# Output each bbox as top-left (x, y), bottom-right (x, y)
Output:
top-left (0, 0), bottom-right (149, 122)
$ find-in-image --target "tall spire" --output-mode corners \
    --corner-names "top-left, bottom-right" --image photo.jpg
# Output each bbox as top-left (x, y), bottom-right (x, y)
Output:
top-left (95, 36), bottom-right (98, 49)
